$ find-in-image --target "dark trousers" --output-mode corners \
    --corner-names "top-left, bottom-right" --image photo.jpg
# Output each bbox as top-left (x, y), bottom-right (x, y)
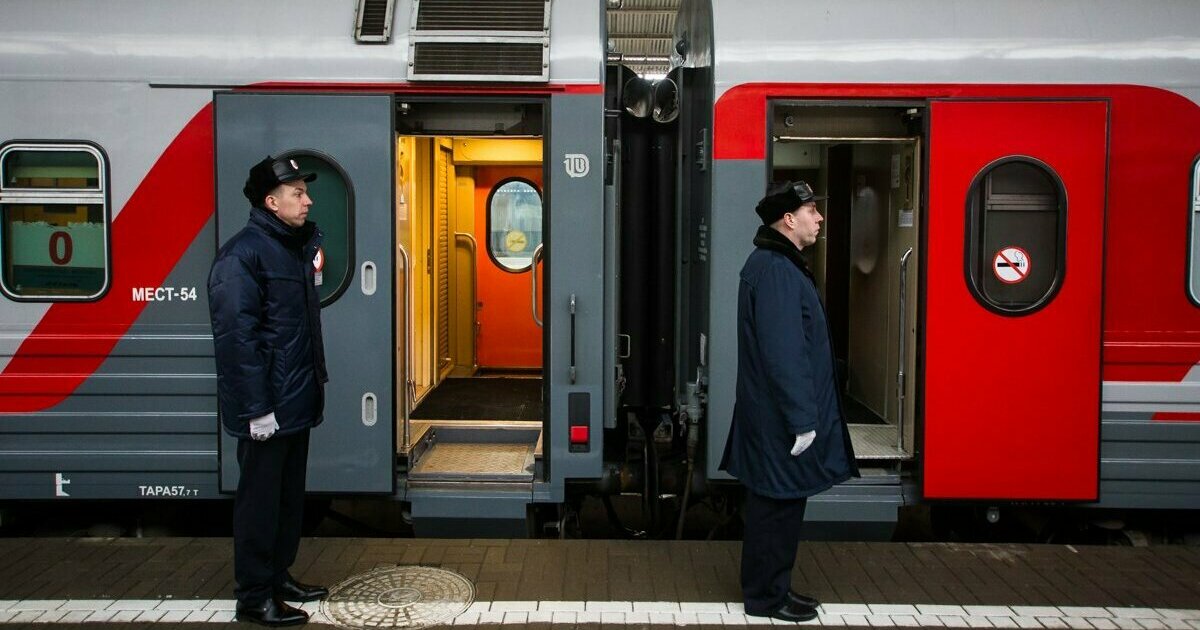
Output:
top-left (233, 429), bottom-right (310, 606)
top-left (741, 490), bottom-right (808, 615)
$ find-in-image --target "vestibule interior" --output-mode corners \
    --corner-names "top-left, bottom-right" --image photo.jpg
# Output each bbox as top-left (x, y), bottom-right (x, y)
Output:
top-left (392, 118), bottom-right (547, 483)
top-left (394, 132), bottom-right (545, 422)
top-left (770, 103), bottom-right (922, 462)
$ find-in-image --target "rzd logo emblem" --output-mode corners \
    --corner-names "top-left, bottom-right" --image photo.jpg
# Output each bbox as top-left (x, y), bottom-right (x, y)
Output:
top-left (564, 154), bottom-right (590, 178)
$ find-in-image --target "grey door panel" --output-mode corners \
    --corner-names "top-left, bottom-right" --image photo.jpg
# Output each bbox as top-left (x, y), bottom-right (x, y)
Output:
top-left (214, 92), bottom-right (394, 494)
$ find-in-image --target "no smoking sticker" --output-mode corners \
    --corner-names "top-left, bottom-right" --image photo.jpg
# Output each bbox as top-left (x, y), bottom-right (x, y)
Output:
top-left (993, 246), bottom-right (1030, 284)
top-left (313, 247), bottom-right (325, 287)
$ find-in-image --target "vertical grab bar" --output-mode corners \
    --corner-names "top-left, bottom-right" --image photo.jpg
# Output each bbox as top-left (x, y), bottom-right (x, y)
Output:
top-left (454, 233), bottom-right (479, 371)
top-left (398, 244), bottom-right (413, 453)
top-left (897, 247), bottom-right (914, 453)
top-left (568, 294), bottom-right (577, 383)
top-left (531, 243), bottom-right (544, 328)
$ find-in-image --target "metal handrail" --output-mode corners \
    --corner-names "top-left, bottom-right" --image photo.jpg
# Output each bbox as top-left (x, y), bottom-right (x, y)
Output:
top-left (398, 243), bottom-right (413, 453)
top-left (454, 232), bottom-right (479, 370)
top-left (531, 243), bottom-right (544, 328)
top-left (897, 247), bottom-right (914, 453)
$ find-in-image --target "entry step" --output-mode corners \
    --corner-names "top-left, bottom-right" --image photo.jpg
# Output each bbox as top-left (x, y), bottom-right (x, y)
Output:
top-left (407, 421), bottom-right (541, 482)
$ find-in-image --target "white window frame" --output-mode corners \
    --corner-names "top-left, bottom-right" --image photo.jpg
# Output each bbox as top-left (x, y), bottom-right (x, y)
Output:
top-left (0, 142), bottom-right (111, 301)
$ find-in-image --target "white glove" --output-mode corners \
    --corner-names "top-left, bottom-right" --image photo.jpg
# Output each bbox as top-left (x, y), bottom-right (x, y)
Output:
top-left (249, 412), bottom-right (279, 441)
top-left (790, 430), bottom-right (816, 456)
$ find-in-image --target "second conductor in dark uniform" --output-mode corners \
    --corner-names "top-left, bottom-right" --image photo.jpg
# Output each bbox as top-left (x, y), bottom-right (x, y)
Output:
top-left (721, 180), bottom-right (858, 623)
top-left (208, 156), bottom-right (330, 627)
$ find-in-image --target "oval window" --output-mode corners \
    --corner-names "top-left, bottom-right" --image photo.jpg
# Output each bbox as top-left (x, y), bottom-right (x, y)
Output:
top-left (487, 178), bottom-right (542, 272)
top-left (281, 152), bottom-right (354, 305)
top-left (965, 157), bottom-right (1065, 315)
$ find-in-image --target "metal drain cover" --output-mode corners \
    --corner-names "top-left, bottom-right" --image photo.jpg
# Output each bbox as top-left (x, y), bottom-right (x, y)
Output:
top-left (321, 565), bottom-right (475, 629)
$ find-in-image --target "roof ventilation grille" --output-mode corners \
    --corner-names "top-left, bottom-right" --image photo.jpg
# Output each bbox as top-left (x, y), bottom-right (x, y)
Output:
top-left (409, 0), bottom-right (551, 82)
top-left (355, 0), bottom-right (396, 43)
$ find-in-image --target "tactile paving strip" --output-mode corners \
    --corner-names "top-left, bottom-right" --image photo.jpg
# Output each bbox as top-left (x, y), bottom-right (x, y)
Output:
top-left (321, 566), bottom-right (475, 629)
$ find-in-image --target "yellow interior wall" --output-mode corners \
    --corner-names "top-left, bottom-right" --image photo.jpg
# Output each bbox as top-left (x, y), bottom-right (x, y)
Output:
top-left (411, 137), bottom-right (433, 404)
top-left (449, 164), bottom-right (478, 377)
top-left (398, 136), bottom-right (544, 395)
top-left (434, 139), bottom-right (455, 382)
top-left (452, 138), bottom-right (542, 165)
top-left (395, 135), bottom-right (414, 448)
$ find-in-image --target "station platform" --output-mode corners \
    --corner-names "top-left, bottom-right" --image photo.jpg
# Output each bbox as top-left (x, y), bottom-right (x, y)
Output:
top-left (0, 537), bottom-right (1196, 629)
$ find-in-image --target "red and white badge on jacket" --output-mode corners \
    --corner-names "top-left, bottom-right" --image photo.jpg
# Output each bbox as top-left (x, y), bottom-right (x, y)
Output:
top-left (313, 247), bottom-right (325, 287)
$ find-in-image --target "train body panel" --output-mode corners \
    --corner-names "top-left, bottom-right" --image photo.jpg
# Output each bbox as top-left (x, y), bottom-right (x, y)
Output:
top-left (0, 0), bottom-right (602, 86)
top-left (703, 0), bottom-right (1200, 103)
top-left (0, 0), bottom-right (1197, 532)
top-left (682, 0), bottom-right (1200, 516)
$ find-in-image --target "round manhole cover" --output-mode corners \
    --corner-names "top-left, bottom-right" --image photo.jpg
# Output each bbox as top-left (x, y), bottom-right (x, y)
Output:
top-left (321, 565), bottom-right (475, 629)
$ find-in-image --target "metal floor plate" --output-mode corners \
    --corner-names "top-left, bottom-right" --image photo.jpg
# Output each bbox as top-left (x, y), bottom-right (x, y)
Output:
top-left (409, 442), bottom-right (535, 481)
top-left (849, 423), bottom-right (911, 460)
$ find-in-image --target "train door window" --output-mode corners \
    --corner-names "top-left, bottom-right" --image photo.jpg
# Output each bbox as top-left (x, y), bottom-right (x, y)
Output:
top-left (0, 143), bottom-right (110, 300)
top-left (280, 152), bottom-right (353, 305)
top-left (965, 157), bottom-right (1065, 314)
top-left (486, 178), bottom-right (542, 272)
top-left (1189, 156), bottom-right (1200, 305)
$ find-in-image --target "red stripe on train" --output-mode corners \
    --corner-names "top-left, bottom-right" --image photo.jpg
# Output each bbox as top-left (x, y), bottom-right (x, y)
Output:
top-left (0, 105), bottom-right (215, 412)
top-left (1152, 412), bottom-right (1200, 422)
top-left (713, 82), bottom-right (1200, 382)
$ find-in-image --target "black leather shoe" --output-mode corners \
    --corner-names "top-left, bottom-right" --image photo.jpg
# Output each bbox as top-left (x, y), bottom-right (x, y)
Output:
top-left (276, 577), bottom-right (328, 603)
top-left (235, 597), bottom-right (309, 627)
top-left (770, 602), bottom-right (819, 623)
top-left (788, 590), bottom-right (821, 609)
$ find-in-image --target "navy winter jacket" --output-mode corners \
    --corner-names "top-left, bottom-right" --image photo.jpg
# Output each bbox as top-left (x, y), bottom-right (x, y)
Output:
top-left (720, 226), bottom-right (857, 499)
top-left (208, 207), bottom-right (328, 439)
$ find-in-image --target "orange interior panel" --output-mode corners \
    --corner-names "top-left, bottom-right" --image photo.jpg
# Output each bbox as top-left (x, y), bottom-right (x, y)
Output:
top-left (473, 166), bottom-right (544, 369)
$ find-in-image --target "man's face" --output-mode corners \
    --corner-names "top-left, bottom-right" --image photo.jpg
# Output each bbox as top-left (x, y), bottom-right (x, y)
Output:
top-left (787, 202), bottom-right (823, 247)
top-left (266, 181), bottom-right (312, 228)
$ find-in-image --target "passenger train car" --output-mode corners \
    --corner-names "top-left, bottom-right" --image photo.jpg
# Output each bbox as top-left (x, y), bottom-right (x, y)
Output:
top-left (0, 0), bottom-right (1197, 536)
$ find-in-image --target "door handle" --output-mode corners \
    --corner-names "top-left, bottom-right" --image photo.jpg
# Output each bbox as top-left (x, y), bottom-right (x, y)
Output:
top-left (531, 243), bottom-right (544, 328)
top-left (897, 247), bottom-right (914, 453)
top-left (455, 233), bottom-right (480, 370)
top-left (569, 294), bottom-right (577, 383)
top-left (398, 244), bottom-right (413, 452)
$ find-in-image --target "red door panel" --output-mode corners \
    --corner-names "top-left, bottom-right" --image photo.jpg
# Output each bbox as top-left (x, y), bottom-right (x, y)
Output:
top-left (475, 166), bottom-right (544, 369)
top-left (924, 100), bottom-right (1107, 500)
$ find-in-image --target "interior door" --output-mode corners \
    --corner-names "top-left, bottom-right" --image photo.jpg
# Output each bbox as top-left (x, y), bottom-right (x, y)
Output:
top-left (215, 92), bottom-right (394, 494)
top-left (474, 166), bottom-right (545, 368)
top-left (924, 100), bottom-right (1107, 501)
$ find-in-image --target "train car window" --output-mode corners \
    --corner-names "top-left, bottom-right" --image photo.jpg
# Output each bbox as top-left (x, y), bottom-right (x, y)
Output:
top-left (1190, 156), bottom-right (1200, 306)
top-left (965, 157), bottom-right (1065, 314)
top-left (487, 178), bottom-right (542, 273)
top-left (0, 143), bottom-right (109, 301)
top-left (281, 152), bottom-right (353, 306)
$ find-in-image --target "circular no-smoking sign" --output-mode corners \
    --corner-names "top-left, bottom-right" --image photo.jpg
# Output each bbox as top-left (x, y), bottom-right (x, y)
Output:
top-left (993, 246), bottom-right (1030, 284)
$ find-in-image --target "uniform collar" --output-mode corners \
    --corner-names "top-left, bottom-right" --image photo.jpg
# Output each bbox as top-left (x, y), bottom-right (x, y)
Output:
top-left (753, 225), bottom-right (813, 278)
top-left (249, 206), bottom-right (316, 249)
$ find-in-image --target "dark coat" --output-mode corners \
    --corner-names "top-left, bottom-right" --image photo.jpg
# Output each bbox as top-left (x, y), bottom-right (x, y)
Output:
top-left (208, 207), bottom-right (328, 439)
top-left (720, 226), bottom-right (857, 499)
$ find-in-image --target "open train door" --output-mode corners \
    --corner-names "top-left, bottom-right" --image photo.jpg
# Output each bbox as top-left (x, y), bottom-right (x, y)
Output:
top-left (214, 92), bottom-right (394, 494)
top-left (923, 100), bottom-right (1107, 501)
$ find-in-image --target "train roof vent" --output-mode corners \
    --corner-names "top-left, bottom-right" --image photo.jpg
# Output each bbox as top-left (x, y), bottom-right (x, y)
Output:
top-left (355, 0), bottom-right (396, 43)
top-left (408, 0), bottom-right (551, 82)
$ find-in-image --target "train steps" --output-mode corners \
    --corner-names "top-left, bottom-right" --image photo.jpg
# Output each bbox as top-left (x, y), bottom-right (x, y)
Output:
top-left (401, 420), bottom-right (542, 537)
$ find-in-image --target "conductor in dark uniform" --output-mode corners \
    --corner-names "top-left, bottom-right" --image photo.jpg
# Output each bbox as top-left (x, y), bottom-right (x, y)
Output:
top-left (720, 180), bottom-right (858, 622)
top-left (209, 157), bottom-right (331, 627)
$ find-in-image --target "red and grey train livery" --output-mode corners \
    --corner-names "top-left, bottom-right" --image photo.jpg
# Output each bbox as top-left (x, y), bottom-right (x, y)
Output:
top-left (0, 0), bottom-right (1197, 536)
